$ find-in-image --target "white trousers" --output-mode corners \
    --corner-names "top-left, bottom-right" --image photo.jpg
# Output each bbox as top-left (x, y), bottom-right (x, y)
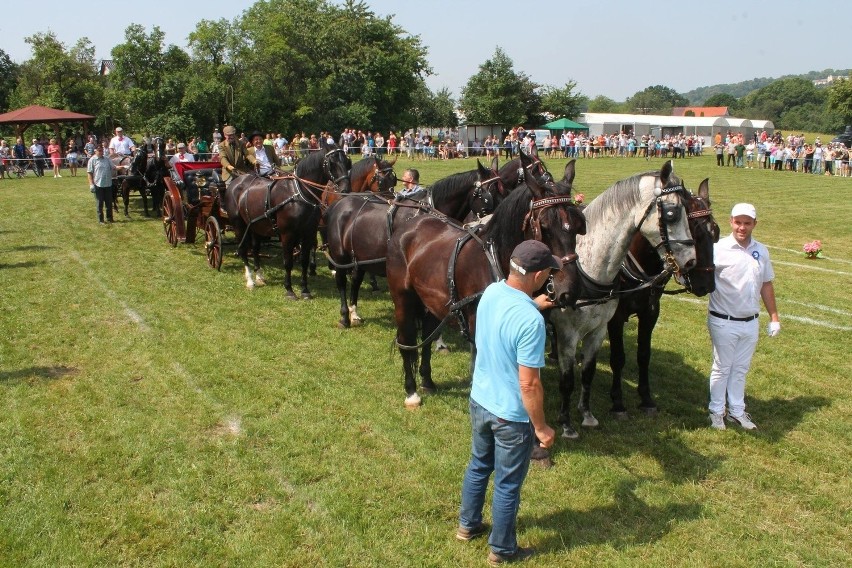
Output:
top-left (707, 316), bottom-right (759, 416)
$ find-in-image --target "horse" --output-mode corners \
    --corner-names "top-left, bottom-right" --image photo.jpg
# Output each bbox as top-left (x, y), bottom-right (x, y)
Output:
top-left (139, 137), bottom-right (169, 218)
top-left (606, 178), bottom-right (719, 417)
top-left (547, 161), bottom-right (697, 440)
top-left (496, 151), bottom-right (551, 191)
top-left (221, 146), bottom-right (352, 297)
top-left (323, 159), bottom-right (505, 329)
top-left (110, 148), bottom-right (148, 217)
top-left (386, 151), bottom-right (587, 408)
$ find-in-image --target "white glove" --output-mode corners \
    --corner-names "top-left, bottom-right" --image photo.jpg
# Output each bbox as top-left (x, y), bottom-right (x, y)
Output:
top-left (767, 321), bottom-right (781, 337)
top-left (89, 184), bottom-right (96, 193)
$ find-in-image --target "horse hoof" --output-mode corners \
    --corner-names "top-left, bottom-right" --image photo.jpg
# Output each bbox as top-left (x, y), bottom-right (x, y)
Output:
top-left (337, 320), bottom-right (350, 329)
top-left (531, 445), bottom-right (550, 461)
top-left (532, 456), bottom-right (553, 469)
top-left (301, 291), bottom-right (313, 300)
top-left (581, 413), bottom-right (599, 428)
top-left (285, 290), bottom-right (297, 300)
top-left (404, 393), bottom-right (422, 409)
top-left (640, 405), bottom-right (659, 416)
top-left (254, 278), bottom-right (266, 287)
top-left (611, 411), bottom-right (629, 421)
top-left (435, 346), bottom-right (450, 355)
top-left (350, 317), bottom-right (363, 327)
top-left (246, 282), bottom-right (255, 290)
top-left (561, 425), bottom-right (579, 440)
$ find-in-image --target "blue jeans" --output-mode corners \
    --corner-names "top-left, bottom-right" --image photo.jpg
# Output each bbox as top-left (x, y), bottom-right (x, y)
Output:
top-left (460, 399), bottom-right (534, 556)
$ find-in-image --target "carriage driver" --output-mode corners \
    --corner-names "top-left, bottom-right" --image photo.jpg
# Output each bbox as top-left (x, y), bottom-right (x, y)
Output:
top-left (219, 125), bottom-right (248, 183)
top-left (246, 131), bottom-right (281, 176)
top-left (108, 127), bottom-right (135, 156)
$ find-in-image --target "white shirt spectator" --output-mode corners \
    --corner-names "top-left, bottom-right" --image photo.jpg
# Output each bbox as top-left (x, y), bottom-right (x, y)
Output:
top-left (109, 133), bottom-right (135, 156)
top-left (169, 148), bottom-right (195, 167)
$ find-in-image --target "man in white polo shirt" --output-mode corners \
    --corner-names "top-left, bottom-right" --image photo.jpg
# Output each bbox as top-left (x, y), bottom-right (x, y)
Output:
top-left (108, 127), bottom-right (135, 156)
top-left (707, 203), bottom-right (780, 430)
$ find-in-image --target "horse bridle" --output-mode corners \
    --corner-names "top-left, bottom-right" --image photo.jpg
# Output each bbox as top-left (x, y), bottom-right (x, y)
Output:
top-left (513, 156), bottom-right (550, 186)
top-left (470, 173), bottom-right (505, 217)
top-left (673, 197), bottom-right (718, 292)
top-left (522, 195), bottom-right (581, 297)
top-left (636, 183), bottom-right (694, 275)
top-left (321, 148), bottom-right (351, 190)
top-left (369, 161), bottom-right (397, 192)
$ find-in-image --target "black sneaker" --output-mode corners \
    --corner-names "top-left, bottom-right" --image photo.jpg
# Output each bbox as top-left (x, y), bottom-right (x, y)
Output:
top-left (488, 547), bottom-right (535, 565)
top-left (456, 523), bottom-right (488, 542)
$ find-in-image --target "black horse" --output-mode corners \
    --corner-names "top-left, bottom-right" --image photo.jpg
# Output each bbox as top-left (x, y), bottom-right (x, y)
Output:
top-left (111, 149), bottom-right (148, 217)
top-left (324, 159), bottom-right (504, 328)
top-left (141, 137), bottom-right (169, 218)
top-left (606, 178), bottom-right (719, 416)
top-left (221, 146), bottom-right (352, 298)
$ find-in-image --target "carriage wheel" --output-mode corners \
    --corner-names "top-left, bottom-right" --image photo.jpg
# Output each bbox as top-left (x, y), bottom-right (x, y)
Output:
top-left (205, 216), bottom-right (224, 271)
top-left (162, 194), bottom-right (179, 247)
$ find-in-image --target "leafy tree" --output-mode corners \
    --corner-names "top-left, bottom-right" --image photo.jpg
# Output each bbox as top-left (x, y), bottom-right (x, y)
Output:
top-left (0, 49), bottom-right (18, 113)
top-left (107, 25), bottom-right (192, 137)
top-left (540, 81), bottom-right (585, 120)
top-left (738, 77), bottom-right (827, 130)
top-left (186, 18), bottom-right (242, 136)
top-left (827, 73), bottom-right (852, 127)
top-left (625, 85), bottom-right (688, 114)
top-left (703, 92), bottom-right (739, 111)
top-left (586, 95), bottom-right (620, 113)
top-left (459, 47), bottom-right (538, 126)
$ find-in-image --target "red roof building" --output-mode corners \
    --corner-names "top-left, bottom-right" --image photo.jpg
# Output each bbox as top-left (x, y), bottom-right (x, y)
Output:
top-left (671, 106), bottom-right (729, 117)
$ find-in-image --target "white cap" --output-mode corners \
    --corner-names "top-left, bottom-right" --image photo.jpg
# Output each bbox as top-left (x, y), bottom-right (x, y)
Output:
top-left (731, 203), bottom-right (756, 219)
top-left (115, 127), bottom-right (123, 132)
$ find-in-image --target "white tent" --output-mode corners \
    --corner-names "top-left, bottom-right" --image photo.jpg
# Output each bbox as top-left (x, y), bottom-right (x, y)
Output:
top-left (579, 112), bottom-right (763, 145)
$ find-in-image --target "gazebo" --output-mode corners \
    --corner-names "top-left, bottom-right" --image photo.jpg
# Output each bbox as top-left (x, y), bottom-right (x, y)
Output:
top-left (542, 117), bottom-right (589, 132)
top-left (0, 105), bottom-right (95, 144)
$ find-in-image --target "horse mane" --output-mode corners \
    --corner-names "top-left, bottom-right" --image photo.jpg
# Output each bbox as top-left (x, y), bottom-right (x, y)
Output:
top-left (482, 183), bottom-right (535, 258)
top-left (582, 169), bottom-right (676, 224)
top-left (429, 170), bottom-right (480, 210)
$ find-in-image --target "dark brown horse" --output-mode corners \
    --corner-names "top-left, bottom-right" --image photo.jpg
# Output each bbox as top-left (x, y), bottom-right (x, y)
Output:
top-left (324, 160), bottom-right (505, 328)
top-left (222, 146), bottom-right (351, 297)
top-left (386, 151), bottom-right (586, 407)
top-left (119, 137), bottom-right (169, 217)
top-left (110, 149), bottom-right (148, 216)
top-left (606, 178), bottom-right (719, 417)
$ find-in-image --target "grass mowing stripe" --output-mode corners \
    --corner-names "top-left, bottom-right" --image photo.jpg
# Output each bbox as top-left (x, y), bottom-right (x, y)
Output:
top-left (772, 259), bottom-right (852, 275)
top-left (765, 245), bottom-right (852, 264)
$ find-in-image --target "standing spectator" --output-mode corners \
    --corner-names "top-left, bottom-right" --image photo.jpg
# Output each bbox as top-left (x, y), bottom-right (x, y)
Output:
top-left (196, 137), bottom-right (209, 158)
top-left (14, 137), bottom-right (29, 170)
top-left (707, 204), bottom-right (779, 430)
top-left (108, 127), bottom-right (135, 156)
top-left (47, 138), bottom-right (63, 178)
top-left (388, 130), bottom-right (397, 155)
top-left (714, 141), bottom-right (724, 167)
top-left (457, 240), bottom-right (557, 565)
top-left (812, 143), bottom-right (824, 175)
top-left (734, 139), bottom-right (745, 168)
top-left (165, 138), bottom-right (176, 157)
top-left (187, 137), bottom-right (198, 155)
top-left (212, 127), bottom-right (222, 147)
top-left (745, 141), bottom-right (755, 169)
top-left (29, 138), bottom-right (46, 177)
top-left (0, 140), bottom-right (10, 179)
top-left (726, 138), bottom-right (736, 166)
top-left (374, 131), bottom-right (385, 156)
top-left (66, 139), bottom-right (80, 177)
top-left (87, 145), bottom-right (117, 223)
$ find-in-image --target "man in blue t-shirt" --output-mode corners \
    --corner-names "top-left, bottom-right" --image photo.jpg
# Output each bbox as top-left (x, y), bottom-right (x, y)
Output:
top-left (457, 240), bottom-right (558, 565)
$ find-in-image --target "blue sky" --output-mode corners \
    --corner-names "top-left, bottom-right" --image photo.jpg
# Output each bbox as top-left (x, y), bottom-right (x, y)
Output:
top-left (6, 1), bottom-right (848, 101)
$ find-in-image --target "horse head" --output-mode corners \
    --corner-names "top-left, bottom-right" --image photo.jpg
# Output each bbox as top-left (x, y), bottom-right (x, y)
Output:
top-left (322, 146), bottom-right (352, 194)
top-left (129, 147), bottom-right (148, 176)
top-left (372, 155), bottom-right (397, 193)
top-left (497, 153), bottom-right (551, 192)
top-left (469, 159), bottom-right (505, 218)
top-left (675, 178), bottom-right (718, 296)
top-left (520, 151), bottom-right (585, 308)
top-left (637, 160), bottom-right (697, 276)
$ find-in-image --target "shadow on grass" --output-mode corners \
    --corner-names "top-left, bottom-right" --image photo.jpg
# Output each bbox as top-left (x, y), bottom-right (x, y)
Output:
top-left (0, 365), bottom-right (78, 384)
top-left (532, 479), bottom-right (704, 552)
top-left (0, 260), bottom-right (45, 269)
top-left (4, 244), bottom-right (53, 252)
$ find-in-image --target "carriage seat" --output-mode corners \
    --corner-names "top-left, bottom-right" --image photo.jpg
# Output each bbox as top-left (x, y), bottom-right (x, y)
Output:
top-left (183, 169), bottom-right (224, 204)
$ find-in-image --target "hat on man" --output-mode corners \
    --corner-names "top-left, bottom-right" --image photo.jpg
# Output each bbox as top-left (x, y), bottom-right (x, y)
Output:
top-left (177, 142), bottom-right (186, 149)
top-left (222, 125), bottom-right (236, 136)
top-left (730, 203), bottom-right (757, 219)
top-left (250, 131), bottom-right (264, 142)
top-left (510, 240), bottom-right (561, 274)
top-left (115, 127), bottom-right (123, 132)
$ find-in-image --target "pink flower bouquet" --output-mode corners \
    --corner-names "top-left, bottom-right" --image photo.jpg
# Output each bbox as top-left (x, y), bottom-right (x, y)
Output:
top-left (803, 240), bottom-right (823, 259)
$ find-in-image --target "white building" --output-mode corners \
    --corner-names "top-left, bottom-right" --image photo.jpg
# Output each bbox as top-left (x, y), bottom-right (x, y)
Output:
top-left (578, 113), bottom-right (774, 145)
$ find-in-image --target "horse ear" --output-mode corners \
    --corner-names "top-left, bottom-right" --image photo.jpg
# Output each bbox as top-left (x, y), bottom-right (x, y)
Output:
top-left (562, 159), bottom-right (576, 186)
top-left (519, 151), bottom-right (545, 199)
top-left (476, 159), bottom-right (490, 177)
top-left (490, 156), bottom-right (499, 172)
top-left (698, 178), bottom-right (710, 201)
top-left (660, 160), bottom-right (673, 185)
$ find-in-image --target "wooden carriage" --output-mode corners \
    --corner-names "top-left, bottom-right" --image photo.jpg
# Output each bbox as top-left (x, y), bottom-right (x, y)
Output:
top-left (161, 161), bottom-right (230, 270)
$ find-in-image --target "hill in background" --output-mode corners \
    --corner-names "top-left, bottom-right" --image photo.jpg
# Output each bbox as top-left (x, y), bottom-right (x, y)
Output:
top-left (684, 68), bottom-right (850, 104)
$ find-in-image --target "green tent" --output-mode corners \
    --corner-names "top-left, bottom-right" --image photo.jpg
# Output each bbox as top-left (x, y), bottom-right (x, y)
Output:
top-left (542, 117), bottom-right (588, 131)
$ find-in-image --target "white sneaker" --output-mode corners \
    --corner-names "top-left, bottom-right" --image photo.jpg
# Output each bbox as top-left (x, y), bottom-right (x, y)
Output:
top-left (726, 412), bottom-right (757, 430)
top-left (57, 174), bottom-right (62, 178)
top-left (709, 412), bottom-right (726, 430)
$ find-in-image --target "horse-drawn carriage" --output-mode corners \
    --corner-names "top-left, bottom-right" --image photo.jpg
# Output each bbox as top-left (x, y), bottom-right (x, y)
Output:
top-left (161, 161), bottom-right (230, 270)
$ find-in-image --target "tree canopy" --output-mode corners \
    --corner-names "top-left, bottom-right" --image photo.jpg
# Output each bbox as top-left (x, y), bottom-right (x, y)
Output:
top-left (459, 47), bottom-right (538, 125)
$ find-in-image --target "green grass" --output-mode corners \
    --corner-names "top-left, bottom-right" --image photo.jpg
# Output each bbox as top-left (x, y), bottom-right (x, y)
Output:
top-left (1, 155), bottom-right (850, 567)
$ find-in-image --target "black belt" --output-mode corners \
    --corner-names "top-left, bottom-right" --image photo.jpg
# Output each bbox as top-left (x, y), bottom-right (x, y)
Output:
top-left (710, 310), bottom-right (759, 322)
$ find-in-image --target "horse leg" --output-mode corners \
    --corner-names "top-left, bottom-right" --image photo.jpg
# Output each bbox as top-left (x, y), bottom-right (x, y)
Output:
top-left (122, 182), bottom-right (131, 217)
top-left (141, 185), bottom-right (150, 217)
top-left (369, 273), bottom-right (381, 292)
top-left (308, 248), bottom-right (318, 277)
top-left (152, 183), bottom-right (164, 217)
top-left (578, 329), bottom-right (607, 428)
top-left (280, 237), bottom-right (298, 299)
top-left (395, 292), bottom-right (423, 408)
top-left (299, 238), bottom-right (314, 299)
top-left (636, 302), bottom-right (661, 414)
top-left (607, 315), bottom-right (629, 419)
top-left (252, 236), bottom-right (266, 287)
top-left (419, 313), bottom-right (440, 393)
top-left (237, 230), bottom-right (256, 289)
top-left (348, 267), bottom-right (366, 325)
top-left (335, 268), bottom-right (351, 328)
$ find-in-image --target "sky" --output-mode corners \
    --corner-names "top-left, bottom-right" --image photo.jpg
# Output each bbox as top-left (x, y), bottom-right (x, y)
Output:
top-left (5, 1), bottom-right (848, 102)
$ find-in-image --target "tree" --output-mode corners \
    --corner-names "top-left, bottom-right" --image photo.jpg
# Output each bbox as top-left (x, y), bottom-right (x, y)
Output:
top-left (626, 85), bottom-right (688, 114)
top-left (459, 47), bottom-right (538, 125)
top-left (107, 25), bottom-right (191, 136)
top-left (586, 95), bottom-right (620, 113)
top-left (186, 18), bottom-right (242, 136)
top-left (703, 92), bottom-right (739, 110)
top-left (0, 49), bottom-right (18, 113)
top-left (827, 73), bottom-right (852, 127)
top-left (540, 81), bottom-right (586, 120)
top-left (738, 77), bottom-right (827, 131)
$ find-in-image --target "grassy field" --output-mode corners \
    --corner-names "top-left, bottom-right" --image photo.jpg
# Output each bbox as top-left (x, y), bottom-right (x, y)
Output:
top-left (1, 154), bottom-right (850, 567)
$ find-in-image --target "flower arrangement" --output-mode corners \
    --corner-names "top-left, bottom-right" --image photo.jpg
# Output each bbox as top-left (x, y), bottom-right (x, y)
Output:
top-left (573, 193), bottom-right (585, 206)
top-left (803, 240), bottom-right (823, 259)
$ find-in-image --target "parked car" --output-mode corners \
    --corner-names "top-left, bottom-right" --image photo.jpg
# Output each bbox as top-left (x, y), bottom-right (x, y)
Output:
top-left (831, 125), bottom-right (852, 148)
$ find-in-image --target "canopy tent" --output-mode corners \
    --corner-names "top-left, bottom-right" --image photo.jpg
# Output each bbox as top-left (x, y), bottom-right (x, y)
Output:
top-left (0, 104), bottom-right (95, 142)
top-left (542, 117), bottom-right (589, 131)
